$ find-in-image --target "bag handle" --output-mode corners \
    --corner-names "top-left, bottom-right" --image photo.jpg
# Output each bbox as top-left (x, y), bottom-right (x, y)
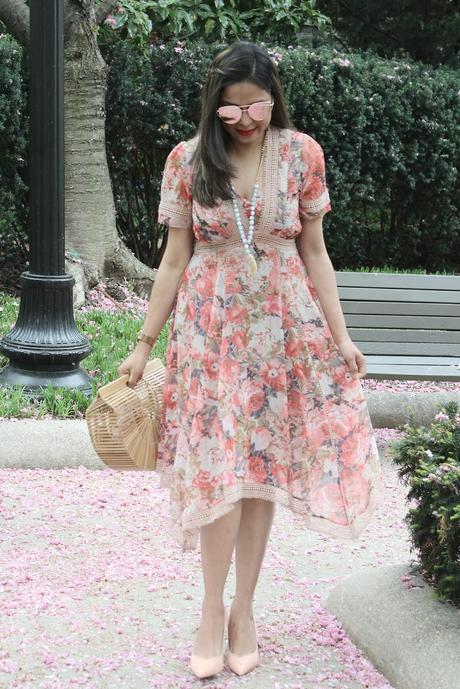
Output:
top-left (97, 358), bottom-right (164, 406)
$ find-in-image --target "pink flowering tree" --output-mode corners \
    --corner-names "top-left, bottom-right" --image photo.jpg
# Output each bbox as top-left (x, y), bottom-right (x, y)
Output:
top-left (97, 1), bottom-right (331, 48)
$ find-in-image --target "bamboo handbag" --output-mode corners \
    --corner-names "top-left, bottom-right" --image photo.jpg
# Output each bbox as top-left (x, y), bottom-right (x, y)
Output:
top-left (85, 358), bottom-right (166, 471)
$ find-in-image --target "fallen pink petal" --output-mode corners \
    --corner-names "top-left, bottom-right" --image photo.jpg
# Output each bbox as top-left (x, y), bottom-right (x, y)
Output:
top-left (0, 432), bottom-right (407, 688)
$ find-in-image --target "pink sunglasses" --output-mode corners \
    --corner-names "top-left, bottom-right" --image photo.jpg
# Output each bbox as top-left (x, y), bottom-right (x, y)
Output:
top-left (216, 101), bottom-right (274, 125)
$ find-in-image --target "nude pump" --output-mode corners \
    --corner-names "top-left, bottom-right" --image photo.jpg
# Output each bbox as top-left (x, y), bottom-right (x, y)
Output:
top-left (226, 606), bottom-right (261, 675)
top-left (189, 608), bottom-right (228, 679)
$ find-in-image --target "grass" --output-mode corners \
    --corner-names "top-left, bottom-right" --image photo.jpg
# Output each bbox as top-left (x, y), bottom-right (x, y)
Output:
top-left (340, 265), bottom-right (458, 275)
top-left (0, 284), bottom-right (171, 419)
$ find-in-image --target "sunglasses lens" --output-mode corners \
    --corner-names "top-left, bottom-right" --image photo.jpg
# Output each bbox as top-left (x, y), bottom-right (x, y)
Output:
top-left (248, 103), bottom-right (267, 120)
top-left (217, 105), bottom-right (242, 124)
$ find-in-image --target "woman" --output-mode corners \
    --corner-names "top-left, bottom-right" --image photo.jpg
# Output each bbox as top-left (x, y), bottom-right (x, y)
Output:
top-left (118, 41), bottom-right (385, 679)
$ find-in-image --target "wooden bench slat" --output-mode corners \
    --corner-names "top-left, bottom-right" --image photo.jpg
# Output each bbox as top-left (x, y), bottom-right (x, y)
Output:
top-left (330, 272), bottom-right (460, 378)
top-left (345, 315), bottom-right (460, 330)
top-left (348, 328), bottom-right (460, 343)
top-left (338, 287), bottom-right (460, 303)
top-left (354, 341), bottom-right (460, 356)
top-left (336, 272), bottom-right (460, 290)
top-left (361, 355), bottom-right (460, 365)
top-left (365, 362), bottom-right (460, 381)
top-left (340, 301), bottom-right (460, 317)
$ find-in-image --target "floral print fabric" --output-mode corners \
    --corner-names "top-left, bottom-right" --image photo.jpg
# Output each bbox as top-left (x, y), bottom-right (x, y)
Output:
top-left (156, 125), bottom-right (385, 552)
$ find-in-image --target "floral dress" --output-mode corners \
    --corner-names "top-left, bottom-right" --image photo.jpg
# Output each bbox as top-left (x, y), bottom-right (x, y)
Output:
top-left (156, 124), bottom-right (385, 552)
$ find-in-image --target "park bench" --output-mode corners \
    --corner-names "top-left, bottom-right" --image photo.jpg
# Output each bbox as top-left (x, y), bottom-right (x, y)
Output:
top-left (335, 271), bottom-right (460, 381)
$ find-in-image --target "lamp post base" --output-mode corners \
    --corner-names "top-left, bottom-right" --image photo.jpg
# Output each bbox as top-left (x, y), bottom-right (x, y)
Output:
top-left (0, 361), bottom-right (93, 399)
top-left (0, 272), bottom-right (93, 400)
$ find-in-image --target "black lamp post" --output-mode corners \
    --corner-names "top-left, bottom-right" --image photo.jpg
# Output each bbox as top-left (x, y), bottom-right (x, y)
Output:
top-left (0, 0), bottom-right (92, 399)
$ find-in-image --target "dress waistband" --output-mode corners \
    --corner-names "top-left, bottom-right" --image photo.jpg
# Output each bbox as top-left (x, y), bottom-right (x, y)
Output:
top-left (193, 236), bottom-right (298, 253)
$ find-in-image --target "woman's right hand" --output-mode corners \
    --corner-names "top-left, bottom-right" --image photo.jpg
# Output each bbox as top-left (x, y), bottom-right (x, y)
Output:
top-left (117, 346), bottom-right (151, 388)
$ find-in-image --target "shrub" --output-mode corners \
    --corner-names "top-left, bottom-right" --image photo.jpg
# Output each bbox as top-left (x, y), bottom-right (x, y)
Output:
top-left (1, 36), bottom-right (459, 290)
top-left (103, 39), bottom-right (208, 268)
top-left (390, 401), bottom-right (460, 607)
top-left (104, 40), bottom-right (460, 273)
top-left (0, 34), bottom-right (29, 294)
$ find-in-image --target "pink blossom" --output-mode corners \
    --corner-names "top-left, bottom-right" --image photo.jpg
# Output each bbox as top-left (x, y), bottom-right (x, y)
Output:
top-left (267, 48), bottom-right (283, 65)
top-left (362, 378), bottom-right (460, 394)
top-left (0, 443), bottom-right (400, 688)
top-left (43, 654), bottom-right (56, 666)
top-left (435, 411), bottom-right (449, 421)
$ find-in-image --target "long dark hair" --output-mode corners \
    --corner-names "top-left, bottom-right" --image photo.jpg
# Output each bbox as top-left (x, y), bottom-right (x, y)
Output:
top-left (190, 42), bottom-right (293, 206)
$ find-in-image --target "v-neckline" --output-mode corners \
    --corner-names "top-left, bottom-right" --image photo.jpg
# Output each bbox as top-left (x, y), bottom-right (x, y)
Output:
top-left (230, 130), bottom-right (269, 203)
top-left (226, 125), bottom-right (280, 236)
top-left (235, 190), bottom-right (258, 204)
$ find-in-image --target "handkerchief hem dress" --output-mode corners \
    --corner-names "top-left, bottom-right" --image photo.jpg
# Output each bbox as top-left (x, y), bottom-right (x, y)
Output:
top-left (156, 125), bottom-right (385, 552)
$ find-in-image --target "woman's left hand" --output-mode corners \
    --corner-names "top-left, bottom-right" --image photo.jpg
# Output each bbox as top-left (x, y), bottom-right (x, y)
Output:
top-left (336, 337), bottom-right (367, 379)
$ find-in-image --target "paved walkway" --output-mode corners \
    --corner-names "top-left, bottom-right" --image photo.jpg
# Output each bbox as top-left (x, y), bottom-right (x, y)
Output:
top-left (0, 440), bottom-right (408, 689)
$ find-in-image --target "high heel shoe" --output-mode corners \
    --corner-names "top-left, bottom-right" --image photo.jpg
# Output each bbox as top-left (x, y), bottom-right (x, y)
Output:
top-left (190, 607), bottom-right (228, 679)
top-left (226, 607), bottom-right (260, 676)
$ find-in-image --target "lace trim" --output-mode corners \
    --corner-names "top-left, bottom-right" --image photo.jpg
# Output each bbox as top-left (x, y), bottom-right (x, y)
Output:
top-left (302, 206), bottom-right (329, 220)
top-left (193, 235), bottom-right (298, 252)
top-left (159, 470), bottom-right (385, 553)
top-left (299, 189), bottom-right (331, 218)
top-left (211, 125), bottom-right (279, 240)
top-left (158, 202), bottom-right (192, 229)
top-left (258, 125), bottom-right (280, 237)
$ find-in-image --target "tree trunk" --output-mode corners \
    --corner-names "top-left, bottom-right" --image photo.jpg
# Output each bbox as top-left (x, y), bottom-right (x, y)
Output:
top-left (0, 0), bottom-right (156, 300)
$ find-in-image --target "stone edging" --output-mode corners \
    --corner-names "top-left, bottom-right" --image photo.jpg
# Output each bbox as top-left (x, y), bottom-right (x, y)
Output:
top-left (326, 563), bottom-right (460, 689)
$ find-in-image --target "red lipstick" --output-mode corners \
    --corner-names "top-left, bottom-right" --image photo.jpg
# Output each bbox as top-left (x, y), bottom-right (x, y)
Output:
top-left (236, 128), bottom-right (256, 137)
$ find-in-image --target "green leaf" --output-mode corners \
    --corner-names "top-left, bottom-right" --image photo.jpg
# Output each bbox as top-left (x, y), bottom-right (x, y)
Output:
top-left (204, 18), bottom-right (215, 34)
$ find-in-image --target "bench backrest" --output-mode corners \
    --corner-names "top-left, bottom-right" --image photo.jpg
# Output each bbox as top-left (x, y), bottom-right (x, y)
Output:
top-left (335, 272), bottom-right (460, 358)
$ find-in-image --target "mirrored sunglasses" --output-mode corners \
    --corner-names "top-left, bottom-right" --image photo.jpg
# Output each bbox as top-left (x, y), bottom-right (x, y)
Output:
top-left (216, 101), bottom-right (274, 125)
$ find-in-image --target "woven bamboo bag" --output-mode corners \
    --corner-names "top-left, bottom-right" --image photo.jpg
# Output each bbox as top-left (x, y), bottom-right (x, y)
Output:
top-left (85, 358), bottom-right (166, 471)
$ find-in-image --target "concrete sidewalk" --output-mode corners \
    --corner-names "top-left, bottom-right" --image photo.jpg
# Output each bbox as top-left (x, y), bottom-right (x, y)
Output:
top-left (0, 442), bottom-right (400, 689)
top-left (1, 433), bottom-right (459, 688)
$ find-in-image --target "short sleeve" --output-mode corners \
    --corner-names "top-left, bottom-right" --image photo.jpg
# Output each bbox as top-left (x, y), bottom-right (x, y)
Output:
top-left (298, 135), bottom-right (332, 220)
top-left (157, 141), bottom-right (193, 230)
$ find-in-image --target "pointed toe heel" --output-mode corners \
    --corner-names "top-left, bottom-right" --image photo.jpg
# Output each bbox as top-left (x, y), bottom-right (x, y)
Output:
top-left (226, 613), bottom-right (260, 676)
top-left (190, 653), bottom-right (224, 679)
top-left (227, 647), bottom-right (260, 675)
top-left (189, 608), bottom-right (228, 679)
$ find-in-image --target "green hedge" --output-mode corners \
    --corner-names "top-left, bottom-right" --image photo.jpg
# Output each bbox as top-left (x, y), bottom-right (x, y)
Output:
top-left (0, 35), bottom-right (28, 292)
top-left (1, 36), bottom-right (459, 286)
top-left (104, 40), bottom-right (207, 268)
top-left (104, 40), bottom-right (460, 272)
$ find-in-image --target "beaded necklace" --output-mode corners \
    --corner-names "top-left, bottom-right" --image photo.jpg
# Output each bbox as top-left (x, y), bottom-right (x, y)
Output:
top-left (230, 130), bottom-right (268, 276)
